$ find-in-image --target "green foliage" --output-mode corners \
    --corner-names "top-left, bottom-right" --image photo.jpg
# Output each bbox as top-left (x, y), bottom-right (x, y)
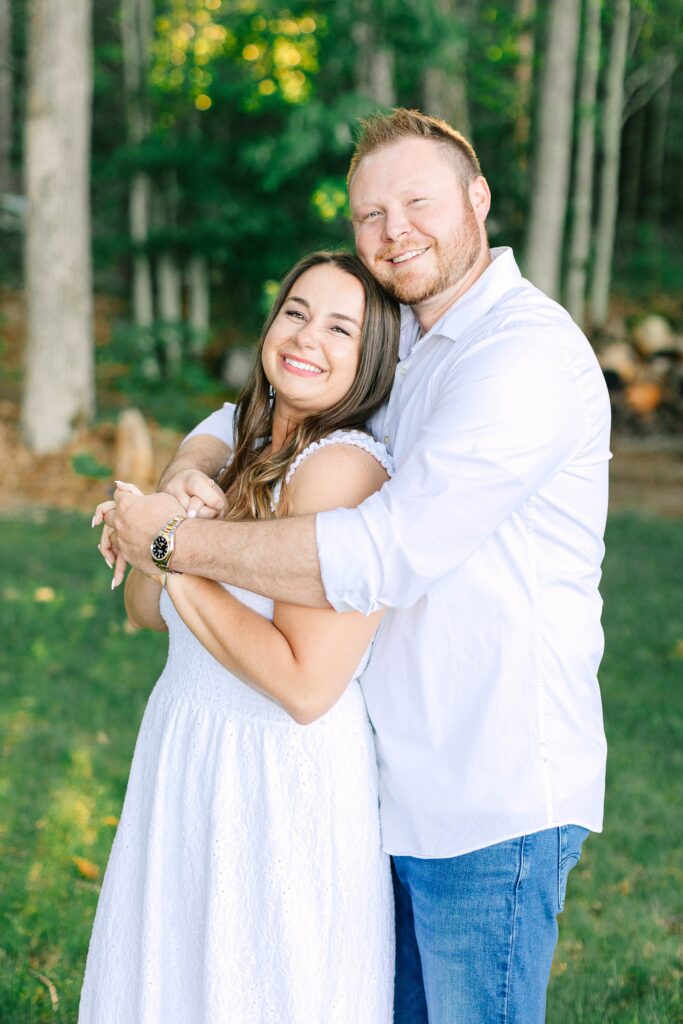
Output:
top-left (98, 321), bottom-right (228, 432)
top-left (4, 0), bottom-right (683, 362)
top-left (0, 510), bottom-right (681, 1021)
top-left (71, 453), bottom-right (113, 481)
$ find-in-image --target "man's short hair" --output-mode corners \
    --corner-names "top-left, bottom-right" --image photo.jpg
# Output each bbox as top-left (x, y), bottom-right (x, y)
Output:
top-left (347, 108), bottom-right (482, 188)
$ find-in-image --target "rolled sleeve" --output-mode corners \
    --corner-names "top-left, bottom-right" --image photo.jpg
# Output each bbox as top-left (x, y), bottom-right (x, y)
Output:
top-left (317, 332), bottom-right (586, 612)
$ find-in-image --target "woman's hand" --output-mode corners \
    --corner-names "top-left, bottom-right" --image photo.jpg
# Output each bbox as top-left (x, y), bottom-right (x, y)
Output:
top-left (161, 468), bottom-right (227, 520)
top-left (92, 481), bottom-right (144, 587)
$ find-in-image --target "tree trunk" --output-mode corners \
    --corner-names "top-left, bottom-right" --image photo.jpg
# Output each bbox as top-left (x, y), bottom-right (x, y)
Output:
top-left (130, 172), bottom-right (154, 328)
top-left (514, 0), bottom-right (536, 164)
top-left (524, 0), bottom-right (581, 298)
top-left (0, 0), bottom-right (12, 192)
top-left (644, 71), bottom-right (672, 226)
top-left (121, 0), bottom-right (156, 354)
top-left (621, 103), bottom-right (645, 230)
top-left (565, 0), bottom-right (602, 328)
top-left (22, 0), bottom-right (94, 453)
top-left (421, 0), bottom-right (470, 137)
top-left (157, 251), bottom-right (183, 376)
top-left (352, 0), bottom-right (396, 106)
top-left (591, 0), bottom-right (630, 328)
top-left (187, 253), bottom-right (210, 356)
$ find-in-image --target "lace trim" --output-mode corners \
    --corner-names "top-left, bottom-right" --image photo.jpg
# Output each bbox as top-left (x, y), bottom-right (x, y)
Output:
top-left (283, 429), bottom-right (394, 485)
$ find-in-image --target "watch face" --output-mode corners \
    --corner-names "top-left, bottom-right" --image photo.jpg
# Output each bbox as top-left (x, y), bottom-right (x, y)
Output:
top-left (151, 535), bottom-right (170, 561)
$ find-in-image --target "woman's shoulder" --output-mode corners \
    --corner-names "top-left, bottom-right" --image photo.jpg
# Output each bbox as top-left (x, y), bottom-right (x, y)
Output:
top-left (283, 430), bottom-right (392, 516)
top-left (284, 429), bottom-right (393, 486)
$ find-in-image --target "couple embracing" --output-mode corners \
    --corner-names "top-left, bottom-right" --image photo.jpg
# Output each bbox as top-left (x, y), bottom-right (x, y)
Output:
top-left (82, 109), bottom-right (611, 1024)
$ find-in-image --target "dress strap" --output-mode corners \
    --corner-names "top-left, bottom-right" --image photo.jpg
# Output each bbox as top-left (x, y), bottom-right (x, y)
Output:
top-left (284, 429), bottom-right (394, 486)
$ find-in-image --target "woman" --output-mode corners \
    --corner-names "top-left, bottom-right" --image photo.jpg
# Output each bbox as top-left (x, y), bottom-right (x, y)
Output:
top-left (80, 252), bottom-right (400, 1023)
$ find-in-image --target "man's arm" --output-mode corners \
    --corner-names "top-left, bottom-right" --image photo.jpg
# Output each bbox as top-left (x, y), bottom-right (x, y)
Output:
top-left (158, 434), bottom-right (230, 517)
top-left (159, 401), bottom-right (236, 514)
top-left (109, 331), bottom-right (595, 611)
top-left (109, 490), bottom-right (328, 607)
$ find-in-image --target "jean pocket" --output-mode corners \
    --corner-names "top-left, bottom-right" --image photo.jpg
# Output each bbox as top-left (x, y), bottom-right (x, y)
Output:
top-left (557, 825), bottom-right (589, 912)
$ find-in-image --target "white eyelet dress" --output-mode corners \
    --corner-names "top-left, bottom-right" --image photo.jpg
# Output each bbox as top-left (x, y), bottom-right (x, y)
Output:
top-left (78, 430), bottom-right (395, 1024)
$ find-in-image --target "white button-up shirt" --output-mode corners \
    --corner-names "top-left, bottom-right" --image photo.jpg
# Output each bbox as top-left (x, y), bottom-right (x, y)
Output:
top-left (190, 248), bottom-right (611, 858)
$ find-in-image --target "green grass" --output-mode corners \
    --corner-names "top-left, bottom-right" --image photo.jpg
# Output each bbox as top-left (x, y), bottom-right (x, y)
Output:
top-left (0, 511), bottom-right (681, 1023)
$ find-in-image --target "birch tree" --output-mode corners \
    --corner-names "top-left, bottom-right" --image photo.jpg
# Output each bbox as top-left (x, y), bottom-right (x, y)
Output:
top-left (121, 0), bottom-right (155, 344)
top-left (514, 0), bottom-right (535, 165)
top-left (422, 0), bottom-right (471, 137)
top-left (565, 0), bottom-right (602, 327)
top-left (591, 0), bottom-right (630, 328)
top-left (353, 0), bottom-right (396, 106)
top-left (22, 0), bottom-right (94, 453)
top-left (0, 0), bottom-right (11, 192)
top-left (187, 253), bottom-right (210, 355)
top-left (524, 0), bottom-right (581, 298)
top-left (156, 173), bottom-right (183, 375)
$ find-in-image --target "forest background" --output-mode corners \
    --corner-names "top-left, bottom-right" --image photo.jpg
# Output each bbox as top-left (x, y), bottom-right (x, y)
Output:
top-left (1, 0), bottom-right (683, 461)
top-left (1, 1), bottom-right (683, 1022)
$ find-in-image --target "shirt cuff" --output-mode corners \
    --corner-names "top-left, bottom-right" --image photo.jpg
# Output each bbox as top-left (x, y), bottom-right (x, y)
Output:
top-left (316, 501), bottom-right (385, 615)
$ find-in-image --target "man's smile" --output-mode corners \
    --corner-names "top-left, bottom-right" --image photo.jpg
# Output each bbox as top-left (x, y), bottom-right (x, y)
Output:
top-left (386, 247), bottom-right (430, 266)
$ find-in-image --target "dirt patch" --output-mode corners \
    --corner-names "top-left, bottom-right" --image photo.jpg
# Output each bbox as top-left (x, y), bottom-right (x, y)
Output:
top-left (0, 399), bottom-right (183, 514)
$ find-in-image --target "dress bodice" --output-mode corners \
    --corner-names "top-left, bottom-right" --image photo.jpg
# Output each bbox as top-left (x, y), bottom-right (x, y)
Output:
top-left (157, 430), bottom-right (393, 724)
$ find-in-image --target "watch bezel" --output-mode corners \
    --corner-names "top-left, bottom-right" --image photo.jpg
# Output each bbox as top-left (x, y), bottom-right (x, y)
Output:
top-left (151, 534), bottom-right (171, 562)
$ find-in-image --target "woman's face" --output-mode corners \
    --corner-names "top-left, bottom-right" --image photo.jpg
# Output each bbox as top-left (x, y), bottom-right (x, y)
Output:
top-left (261, 264), bottom-right (365, 420)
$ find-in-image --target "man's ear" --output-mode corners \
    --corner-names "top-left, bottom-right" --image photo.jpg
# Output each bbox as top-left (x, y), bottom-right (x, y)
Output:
top-left (468, 176), bottom-right (491, 225)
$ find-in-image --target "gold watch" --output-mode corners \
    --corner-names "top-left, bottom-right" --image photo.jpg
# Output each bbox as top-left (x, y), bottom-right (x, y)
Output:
top-left (150, 514), bottom-right (187, 573)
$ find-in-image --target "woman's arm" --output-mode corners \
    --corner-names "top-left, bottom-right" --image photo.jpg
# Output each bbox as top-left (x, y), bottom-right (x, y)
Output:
top-left (124, 568), bottom-right (168, 632)
top-left (165, 444), bottom-right (389, 724)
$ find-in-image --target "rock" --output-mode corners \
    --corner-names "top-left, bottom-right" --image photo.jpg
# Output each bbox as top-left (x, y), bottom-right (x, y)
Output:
top-left (598, 341), bottom-right (639, 385)
top-left (631, 315), bottom-right (675, 358)
top-left (115, 407), bottom-right (154, 491)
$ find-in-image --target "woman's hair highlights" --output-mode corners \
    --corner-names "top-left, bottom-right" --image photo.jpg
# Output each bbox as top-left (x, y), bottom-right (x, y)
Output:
top-left (216, 251), bottom-right (400, 520)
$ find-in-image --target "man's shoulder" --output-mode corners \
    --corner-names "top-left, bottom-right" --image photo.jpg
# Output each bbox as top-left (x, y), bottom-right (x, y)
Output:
top-left (476, 281), bottom-right (596, 366)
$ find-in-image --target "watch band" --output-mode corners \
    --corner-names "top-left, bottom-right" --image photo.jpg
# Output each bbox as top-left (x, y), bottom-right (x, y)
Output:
top-left (150, 513), bottom-right (188, 573)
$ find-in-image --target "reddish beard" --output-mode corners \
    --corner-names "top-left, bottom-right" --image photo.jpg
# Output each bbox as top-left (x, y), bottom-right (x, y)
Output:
top-left (374, 207), bottom-right (483, 306)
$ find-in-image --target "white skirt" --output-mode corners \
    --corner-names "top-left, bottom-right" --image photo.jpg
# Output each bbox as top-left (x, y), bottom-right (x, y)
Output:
top-left (78, 587), bottom-right (394, 1023)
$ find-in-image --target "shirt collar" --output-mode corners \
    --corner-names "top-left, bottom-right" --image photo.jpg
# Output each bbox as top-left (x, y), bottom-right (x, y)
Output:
top-left (398, 246), bottom-right (523, 360)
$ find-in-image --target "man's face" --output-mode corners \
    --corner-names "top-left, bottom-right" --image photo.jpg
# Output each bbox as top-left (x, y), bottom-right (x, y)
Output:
top-left (350, 138), bottom-right (485, 307)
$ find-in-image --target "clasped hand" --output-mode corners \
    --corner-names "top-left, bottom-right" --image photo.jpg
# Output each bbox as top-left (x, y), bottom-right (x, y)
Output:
top-left (93, 469), bottom-right (227, 587)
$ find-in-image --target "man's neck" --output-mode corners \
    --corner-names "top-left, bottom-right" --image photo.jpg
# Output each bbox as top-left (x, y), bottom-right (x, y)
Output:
top-left (413, 247), bottom-right (492, 335)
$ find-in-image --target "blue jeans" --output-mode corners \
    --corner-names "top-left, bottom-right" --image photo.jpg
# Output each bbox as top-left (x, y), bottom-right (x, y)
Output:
top-left (392, 825), bottom-right (589, 1024)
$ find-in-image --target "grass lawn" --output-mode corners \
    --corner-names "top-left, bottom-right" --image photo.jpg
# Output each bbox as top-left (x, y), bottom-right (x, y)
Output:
top-left (0, 510), bottom-right (681, 1023)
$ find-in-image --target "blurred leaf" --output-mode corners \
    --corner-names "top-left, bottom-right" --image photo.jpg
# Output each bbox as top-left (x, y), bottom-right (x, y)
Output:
top-left (72, 856), bottom-right (100, 881)
top-left (71, 453), bottom-right (112, 481)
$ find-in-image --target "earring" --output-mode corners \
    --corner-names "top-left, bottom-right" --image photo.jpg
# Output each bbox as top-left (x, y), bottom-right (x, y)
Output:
top-left (269, 384), bottom-right (275, 400)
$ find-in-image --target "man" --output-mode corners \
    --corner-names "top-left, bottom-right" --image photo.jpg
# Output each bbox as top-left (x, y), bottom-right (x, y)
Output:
top-left (105, 110), bottom-right (611, 1023)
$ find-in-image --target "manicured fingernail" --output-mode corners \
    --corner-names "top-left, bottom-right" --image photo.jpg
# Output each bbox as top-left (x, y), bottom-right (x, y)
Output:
top-left (188, 509), bottom-right (197, 518)
top-left (111, 578), bottom-right (116, 590)
top-left (91, 516), bottom-right (96, 527)
top-left (114, 480), bottom-right (124, 486)
top-left (106, 559), bottom-right (114, 570)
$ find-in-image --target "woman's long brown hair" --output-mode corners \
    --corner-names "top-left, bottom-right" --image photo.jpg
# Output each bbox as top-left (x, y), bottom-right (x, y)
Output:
top-left (216, 251), bottom-right (400, 520)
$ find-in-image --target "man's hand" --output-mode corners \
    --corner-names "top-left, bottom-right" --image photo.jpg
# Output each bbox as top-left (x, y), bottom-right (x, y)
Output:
top-left (103, 489), bottom-right (187, 587)
top-left (161, 468), bottom-right (227, 520)
top-left (94, 461), bottom-right (227, 582)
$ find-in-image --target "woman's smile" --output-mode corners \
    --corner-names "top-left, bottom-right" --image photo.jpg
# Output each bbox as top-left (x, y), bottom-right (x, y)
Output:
top-left (280, 353), bottom-right (324, 376)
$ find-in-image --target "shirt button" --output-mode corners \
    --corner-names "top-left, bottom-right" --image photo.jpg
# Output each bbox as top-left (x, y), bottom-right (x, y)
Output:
top-left (400, 367), bottom-right (407, 376)
top-left (383, 435), bottom-right (390, 444)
